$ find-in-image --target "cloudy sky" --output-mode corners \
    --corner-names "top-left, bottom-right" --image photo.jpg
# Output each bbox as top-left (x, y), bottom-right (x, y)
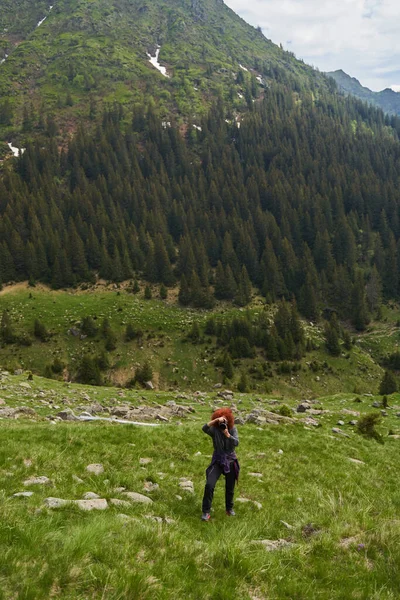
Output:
top-left (225, 0), bottom-right (400, 92)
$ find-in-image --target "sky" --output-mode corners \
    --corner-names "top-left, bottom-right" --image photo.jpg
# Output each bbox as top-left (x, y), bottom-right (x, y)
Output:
top-left (225, 0), bottom-right (400, 92)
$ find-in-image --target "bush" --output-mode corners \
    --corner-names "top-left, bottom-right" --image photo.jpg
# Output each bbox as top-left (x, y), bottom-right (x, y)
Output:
top-left (379, 370), bottom-right (397, 395)
top-left (144, 285), bottom-right (152, 300)
top-left (51, 357), bottom-right (64, 374)
top-left (34, 319), bottom-right (49, 342)
top-left (80, 316), bottom-right (97, 337)
top-left (278, 404), bottom-right (293, 417)
top-left (134, 361), bottom-right (153, 385)
top-left (357, 413), bottom-right (383, 443)
top-left (237, 372), bottom-right (249, 393)
top-left (76, 356), bottom-right (102, 386)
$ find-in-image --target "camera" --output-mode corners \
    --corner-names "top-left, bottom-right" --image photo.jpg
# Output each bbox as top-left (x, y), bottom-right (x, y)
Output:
top-left (219, 420), bottom-right (227, 430)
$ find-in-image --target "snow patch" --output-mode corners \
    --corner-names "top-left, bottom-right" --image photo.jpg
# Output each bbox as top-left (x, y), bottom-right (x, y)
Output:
top-left (239, 64), bottom-right (248, 72)
top-left (390, 85), bottom-right (400, 93)
top-left (8, 143), bottom-right (25, 157)
top-left (192, 124), bottom-right (202, 131)
top-left (147, 46), bottom-right (169, 78)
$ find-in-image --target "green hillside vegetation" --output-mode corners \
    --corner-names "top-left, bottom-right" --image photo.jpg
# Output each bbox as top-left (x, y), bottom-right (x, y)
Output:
top-left (3, 283), bottom-right (400, 398)
top-left (0, 0), bottom-right (322, 136)
top-left (2, 373), bottom-right (400, 598)
top-left (327, 69), bottom-right (400, 117)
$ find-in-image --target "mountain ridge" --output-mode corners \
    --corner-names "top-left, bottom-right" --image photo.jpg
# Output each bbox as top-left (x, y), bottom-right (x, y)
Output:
top-left (327, 68), bottom-right (400, 116)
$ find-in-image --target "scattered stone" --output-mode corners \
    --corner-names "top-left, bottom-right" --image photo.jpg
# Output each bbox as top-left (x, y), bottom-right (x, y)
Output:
top-left (139, 458), bottom-right (152, 465)
top-left (155, 414), bottom-right (169, 422)
top-left (179, 478), bottom-right (194, 493)
top-left (176, 495), bottom-right (182, 500)
top-left (332, 428), bottom-right (350, 438)
top-left (86, 464), bottom-right (104, 475)
top-left (0, 399), bottom-right (6, 405)
top-left (114, 487), bottom-right (126, 493)
top-left (349, 420), bottom-right (358, 426)
top-left (296, 402), bottom-right (311, 413)
top-left (23, 476), bottom-right (51, 486)
top-left (109, 498), bottom-right (131, 507)
top-left (248, 472), bottom-right (263, 478)
top-left (56, 408), bottom-right (79, 421)
top-left (72, 475), bottom-right (84, 483)
top-left (342, 409), bottom-right (360, 417)
top-left (143, 481), bottom-right (159, 492)
top-left (116, 513), bottom-right (137, 522)
top-left (23, 459), bottom-right (32, 467)
top-left (122, 491), bottom-right (153, 504)
top-left (255, 539), bottom-right (294, 551)
top-left (348, 458), bottom-right (365, 465)
top-left (372, 401), bottom-right (381, 408)
top-left (337, 420), bottom-right (345, 426)
top-left (302, 417), bottom-right (321, 427)
top-left (44, 497), bottom-right (70, 509)
top-left (13, 491), bottom-right (34, 498)
top-left (145, 381), bottom-right (154, 390)
top-left (75, 499), bottom-right (108, 511)
top-left (82, 492), bottom-right (101, 500)
top-left (19, 382), bottom-right (31, 389)
top-left (339, 536), bottom-right (360, 549)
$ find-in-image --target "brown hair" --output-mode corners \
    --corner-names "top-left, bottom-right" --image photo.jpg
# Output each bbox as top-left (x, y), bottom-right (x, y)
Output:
top-left (211, 407), bottom-right (234, 430)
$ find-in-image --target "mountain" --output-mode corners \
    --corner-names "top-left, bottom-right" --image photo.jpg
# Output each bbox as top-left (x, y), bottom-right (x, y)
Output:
top-left (0, 0), bottom-right (325, 135)
top-left (327, 69), bottom-right (400, 116)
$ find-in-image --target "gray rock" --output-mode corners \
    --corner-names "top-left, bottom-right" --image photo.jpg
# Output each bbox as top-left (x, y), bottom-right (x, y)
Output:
top-left (72, 475), bottom-right (84, 483)
top-left (13, 491), bottom-right (34, 498)
top-left (109, 498), bottom-right (131, 507)
top-left (23, 476), bottom-right (51, 486)
top-left (121, 491), bottom-right (153, 504)
top-left (86, 464), bottom-right (104, 475)
top-left (248, 472), bottom-right (263, 478)
top-left (44, 497), bottom-right (70, 508)
top-left (19, 382), bottom-right (31, 389)
top-left (296, 402), bottom-right (311, 413)
top-left (143, 481), bottom-right (159, 492)
top-left (347, 458), bottom-right (365, 465)
top-left (337, 420), bottom-right (345, 426)
top-left (83, 492), bottom-right (101, 500)
top-left (372, 401), bottom-right (381, 408)
top-left (56, 408), bottom-right (78, 421)
top-left (349, 420), bottom-right (358, 426)
top-left (139, 457), bottom-right (152, 465)
top-left (75, 499), bottom-right (108, 511)
top-left (332, 427), bottom-right (350, 438)
top-left (145, 381), bottom-right (154, 390)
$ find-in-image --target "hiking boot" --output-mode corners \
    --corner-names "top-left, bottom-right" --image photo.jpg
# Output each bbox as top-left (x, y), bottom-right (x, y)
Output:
top-left (226, 509), bottom-right (236, 516)
top-left (201, 512), bottom-right (211, 521)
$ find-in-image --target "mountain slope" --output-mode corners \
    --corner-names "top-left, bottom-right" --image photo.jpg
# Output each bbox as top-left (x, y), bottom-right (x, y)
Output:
top-left (327, 69), bottom-right (400, 116)
top-left (0, 0), bottom-right (325, 133)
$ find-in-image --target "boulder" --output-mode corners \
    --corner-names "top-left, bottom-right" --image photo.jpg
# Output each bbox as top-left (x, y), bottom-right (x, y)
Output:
top-left (86, 464), bottom-right (104, 475)
top-left (23, 476), bottom-right (51, 486)
top-left (75, 499), bottom-right (108, 511)
top-left (121, 491), bottom-right (153, 504)
top-left (44, 497), bottom-right (70, 508)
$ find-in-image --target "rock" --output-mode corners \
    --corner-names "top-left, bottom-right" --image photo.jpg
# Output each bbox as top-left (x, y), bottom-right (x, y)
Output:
top-left (256, 539), bottom-right (294, 551)
top-left (341, 409), bottom-right (360, 417)
top-left (139, 458), bottom-right (152, 465)
top-left (23, 476), bottom-right (51, 486)
top-left (347, 458), bottom-right (365, 465)
top-left (280, 521), bottom-right (294, 530)
top-left (86, 464), bottom-right (104, 475)
top-left (302, 523), bottom-right (320, 538)
top-left (179, 478), bottom-right (194, 492)
top-left (372, 401), bottom-right (381, 408)
top-left (113, 486), bottom-right (126, 493)
top-left (44, 497), bottom-right (70, 508)
top-left (109, 498), bottom-right (131, 507)
top-left (143, 481), bottom-right (159, 492)
top-left (302, 417), bottom-right (320, 427)
top-left (14, 369), bottom-right (23, 375)
top-left (23, 459), bottom-right (32, 467)
top-left (349, 420), bottom-right (358, 426)
top-left (72, 475), bottom-right (84, 483)
top-left (75, 499), bottom-right (108, 511)
top-left (248, 472), bottom-right (263, 478)
top-left (111, 406), bottom-right (130, 417)
top-left (122, 492), bottom-right (153, 504)
top-left (116, 513), bottom-right (137, 522)
top-left (13, 491), bottom-right (34, 498)
top-left (0, 399), bottom-right (6, 405)
top-left (234, 417), bottom-right (245, 425)
top-left (56, 408), bottom-right (78, 421)
top-left (19, 382), bottom-right (31, 389)
top-left (145, 381), bottom-right (154, 390)
top-left (82, 492), bottom-right (101, 500)
top-left (332, 427), bottom-right (350, 438)
top-left (381, 410), bottom-right (388, 417)
top-left (296, 402), bottom-right (311, 413)
top-left (155, 414), bottom-right (169, 422)
top-left (337, 420), bottom-right (345, 426)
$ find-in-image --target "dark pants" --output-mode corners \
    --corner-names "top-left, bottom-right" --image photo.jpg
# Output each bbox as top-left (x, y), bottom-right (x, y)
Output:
top-left (202, 461), bottom-right (236, 513)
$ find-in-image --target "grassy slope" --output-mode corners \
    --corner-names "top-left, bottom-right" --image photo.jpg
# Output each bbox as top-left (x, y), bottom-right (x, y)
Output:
top-left (0, 282), bottom-right (390, 396)
top-left (0, 0), bottom-right (324, 139)
top-left (1, 375), bottom-right (400, 598)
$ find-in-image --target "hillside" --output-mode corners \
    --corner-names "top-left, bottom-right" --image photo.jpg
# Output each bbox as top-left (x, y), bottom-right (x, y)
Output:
top-left (2, 372), bottom-right (400, 598)
top-left (0, 0), bottom-right (323, 135)
top-left (327, 69), bottom-right (400, 116)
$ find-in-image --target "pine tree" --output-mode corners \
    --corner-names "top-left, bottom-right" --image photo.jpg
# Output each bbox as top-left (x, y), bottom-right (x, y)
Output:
top-left (379, 370), bottom-right (397, 395)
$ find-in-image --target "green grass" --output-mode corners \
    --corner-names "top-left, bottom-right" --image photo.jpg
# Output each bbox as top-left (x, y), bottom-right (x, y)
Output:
top-left (1, 282), bottom-right (399, 396)
top-left (2, 381), bottom-right (400, 598)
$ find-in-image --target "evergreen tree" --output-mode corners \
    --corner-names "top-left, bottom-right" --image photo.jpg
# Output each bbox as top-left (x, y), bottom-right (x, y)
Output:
top-left (379, 370), bottom-right (397, 395)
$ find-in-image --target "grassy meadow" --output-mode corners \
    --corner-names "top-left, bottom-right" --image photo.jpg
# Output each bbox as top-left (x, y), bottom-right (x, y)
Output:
top-left (1, 380), bottom-right (400, 598)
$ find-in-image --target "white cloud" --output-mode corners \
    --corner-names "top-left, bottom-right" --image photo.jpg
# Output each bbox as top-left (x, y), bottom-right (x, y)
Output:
top-left (225, 0), bottom-right (400, 91)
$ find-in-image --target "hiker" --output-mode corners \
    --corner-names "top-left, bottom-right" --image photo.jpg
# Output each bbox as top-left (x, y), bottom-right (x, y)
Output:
top-left (201, 407), bottom-right (240, 521)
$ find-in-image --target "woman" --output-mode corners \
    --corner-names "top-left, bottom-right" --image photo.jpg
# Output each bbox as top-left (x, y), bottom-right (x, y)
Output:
top-left (201, 407), bottom-right (240, 521)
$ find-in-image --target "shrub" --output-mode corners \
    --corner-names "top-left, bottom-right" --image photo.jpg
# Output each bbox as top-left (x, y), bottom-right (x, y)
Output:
top-left (144, 285), bottom-right (152, 300)
top-left (51, 357), bottom-right (64, 374)
top-left (357, 413), bottom-right (383, 443)
top-left (135, 361), bottom-right (153, 384)
top-left (278, 404), bottom-right (293, 417)
top-left (34, 319), bottom-right (49, 342)
top-left (237, 371), bottom-right (249, 393)
top-left (379, 370), bottom-right (397, 395)
top-left (80, 316), bottom-right (97, 337)
top-left (76, 356), bottom-right (102, 386)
